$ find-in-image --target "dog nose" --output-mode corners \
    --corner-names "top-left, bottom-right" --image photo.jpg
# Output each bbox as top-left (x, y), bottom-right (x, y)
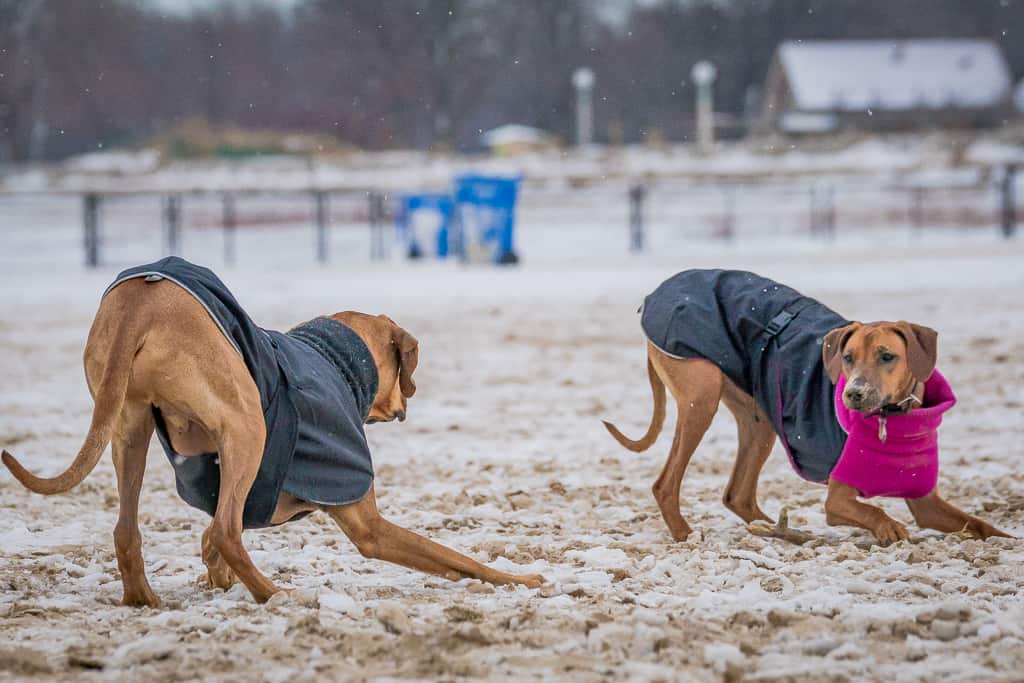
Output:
top-left (394, 410), bottom-right (406, 422)
top-left (844, 388), bottom-right (864, 404)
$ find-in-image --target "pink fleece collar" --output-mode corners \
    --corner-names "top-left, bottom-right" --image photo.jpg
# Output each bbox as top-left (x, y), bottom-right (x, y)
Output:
top-left (829, 369), bottom-right (956, 499)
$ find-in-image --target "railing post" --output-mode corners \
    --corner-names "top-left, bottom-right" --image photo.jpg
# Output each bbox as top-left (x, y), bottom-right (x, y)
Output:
top-left (83, 193), bottom-right (100, 268)
top-left (368, 191), bottom-right (386, 261)
top-left (314, 190), bottom-right (328, 264)
top-left (163, 194), bottom-right (182, 256)
top-left (809, 185), bottom-right (818, 237)
top-left (1001, 163), bottom-right (1017, 239)
top-left (809, 183), bottom-right (834, 238)
top-left (222, 193), bottom-right (236, 266)
top-left (719, 186), bottom-right (735, 241)
top-left (909, 186), bottom-right (925, 233)
top-left (823, 184), bottom-right (835, 239)
top-left (629, 183), bottom-right (645, 252)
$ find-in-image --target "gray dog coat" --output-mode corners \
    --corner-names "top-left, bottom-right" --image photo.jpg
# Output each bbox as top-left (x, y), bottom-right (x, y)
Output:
top-left (105, 257), bottom-right (377, 528)
top-left (640, 269), bottom-right (850, 483)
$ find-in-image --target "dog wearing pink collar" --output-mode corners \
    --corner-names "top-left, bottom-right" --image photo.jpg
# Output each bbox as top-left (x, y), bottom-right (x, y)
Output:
top-left (821, 321), bottom-right (1009, 543)
top-left (830, 370), bottom-right (954, 500)
top-left (604, 269), bottom-right (1009, 546)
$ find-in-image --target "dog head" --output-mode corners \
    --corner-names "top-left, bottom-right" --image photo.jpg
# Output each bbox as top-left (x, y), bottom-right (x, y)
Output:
top-left (332, 312), bottom-right (418, 424)
top-left (822, 321), bottom-right (937, 413)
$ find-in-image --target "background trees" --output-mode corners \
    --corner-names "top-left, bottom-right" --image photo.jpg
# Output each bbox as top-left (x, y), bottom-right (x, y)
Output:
top-left (2, 0), bottom-right (1022, 162)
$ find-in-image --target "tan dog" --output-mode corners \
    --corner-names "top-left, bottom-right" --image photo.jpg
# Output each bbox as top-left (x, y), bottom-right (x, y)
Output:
top-left (3, 277), bottom-right (544, 607)
top-left (604, 320), bottom-right (1008, 545)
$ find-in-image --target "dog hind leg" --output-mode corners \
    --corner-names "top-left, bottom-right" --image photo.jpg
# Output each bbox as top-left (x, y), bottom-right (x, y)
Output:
top-left (648, 353), bottom-right (722, 542)
top-left (208, 426), bottom-right (281, 603)
top-left (720, 382), bottom-right (774, 524)
top-left (111, 400), bottom-right (160, 608)
top-left (326, 487), bottom-right (545, 588)
top-left (197, 525), bottom-right (238, 590)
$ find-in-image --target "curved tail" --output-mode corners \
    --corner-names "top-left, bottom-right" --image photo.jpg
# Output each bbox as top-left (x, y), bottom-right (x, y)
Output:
top-left (2, 315), bottom-right (141, 495)
top-left (603, 358), bottom-right (666, 452)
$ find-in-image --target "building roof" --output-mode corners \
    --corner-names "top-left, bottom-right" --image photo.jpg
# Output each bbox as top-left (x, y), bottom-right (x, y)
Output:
top-left (777, 39), bottom-right (1012, 113)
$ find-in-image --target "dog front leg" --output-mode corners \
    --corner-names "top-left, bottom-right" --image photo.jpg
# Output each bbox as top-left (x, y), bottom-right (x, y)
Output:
top-left (906, 491), bottom-right (1012, 539)
top-left (327, 487), bottom-right (545, 588)
top-left (825, 479), bottom-right (909, 545)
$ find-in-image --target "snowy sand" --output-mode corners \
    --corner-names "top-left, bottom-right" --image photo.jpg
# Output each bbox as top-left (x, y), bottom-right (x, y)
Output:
top-left (1, 212), bottom-right (1023, 681)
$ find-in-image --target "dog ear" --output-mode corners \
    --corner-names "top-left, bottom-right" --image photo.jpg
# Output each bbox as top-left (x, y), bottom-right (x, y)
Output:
top-left (393, 324), bottom-right (419, 398)
top-left (893, 321), bottom-right (938, 382)
top-left (822, 322), bottom-right (859, 384)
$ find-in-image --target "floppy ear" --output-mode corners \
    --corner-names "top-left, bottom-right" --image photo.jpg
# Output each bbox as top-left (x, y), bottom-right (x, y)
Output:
top-left (393, 325), bottom-right (419, 398)
top-left (822, 322), bottom-right (860, 384)
top-left (893, 321), bottom-right (938, 382)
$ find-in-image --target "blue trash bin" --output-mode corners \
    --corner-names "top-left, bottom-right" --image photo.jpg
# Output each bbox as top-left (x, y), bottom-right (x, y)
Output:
top-left (394, 193), bottom-right (455, 259)
top-left (452, 174), bottom-right (521, 264)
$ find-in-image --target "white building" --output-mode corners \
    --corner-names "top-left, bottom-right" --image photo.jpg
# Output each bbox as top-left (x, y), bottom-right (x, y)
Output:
top-left (480, 124), bottom-right (552, 155)
top-left (759, 39), bottom-right (1015, 134)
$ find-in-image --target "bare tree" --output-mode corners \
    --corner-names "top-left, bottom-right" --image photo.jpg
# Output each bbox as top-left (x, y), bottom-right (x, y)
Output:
top-left (1, 0), bottom-right (1021, 162)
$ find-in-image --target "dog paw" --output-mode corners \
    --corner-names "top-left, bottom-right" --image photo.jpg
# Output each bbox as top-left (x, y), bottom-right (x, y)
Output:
top-left (122, 590), bottom-right (161, 609)
top-left (968, 519), bottom-right (1013, 540)
top-left (196, 570), bottom-right (238, 591)
top-left (265, 589), bottom-right (317, 608)
top-left (518, 574), bottom-right (548, 589)
top-left (667, 524), bottom-right (695, 542)
top-left (724, 500), bottom-right (772, 525)
top-left (872, 518), bottom-right (910, 545)
top-left (265, 590), bottom-right (292, 608)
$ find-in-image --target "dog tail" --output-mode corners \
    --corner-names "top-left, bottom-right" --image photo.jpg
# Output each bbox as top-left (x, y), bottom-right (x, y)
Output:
top-left (602, 358), bottom-right (666, 452)
top-left (2, 305), bottom-right (142, 495)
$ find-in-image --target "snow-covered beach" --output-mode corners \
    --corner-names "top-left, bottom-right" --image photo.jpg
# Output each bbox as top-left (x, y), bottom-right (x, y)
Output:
top-left (1, 195), bottom-right (1023, 681)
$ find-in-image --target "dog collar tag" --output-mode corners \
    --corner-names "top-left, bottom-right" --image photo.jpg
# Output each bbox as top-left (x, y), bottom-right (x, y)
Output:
top-left (878, 415), bottom-right (887, 443)
top-left (144, 274), bottom-right (164, 283)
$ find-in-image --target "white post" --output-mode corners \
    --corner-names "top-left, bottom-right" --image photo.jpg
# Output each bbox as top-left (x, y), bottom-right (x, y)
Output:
top-left (572, 67), bottom-right (595, 148)
top-left (691, 60), bottom-right (717, 155)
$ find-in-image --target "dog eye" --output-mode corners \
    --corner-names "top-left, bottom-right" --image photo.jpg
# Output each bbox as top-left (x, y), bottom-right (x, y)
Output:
top-left (880, 352), bottom-right (896, 363)
top-left (842, 353), bottom-right (853, 364)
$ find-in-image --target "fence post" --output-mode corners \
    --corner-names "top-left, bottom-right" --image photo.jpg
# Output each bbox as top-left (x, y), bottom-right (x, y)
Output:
top-left (368, 191), bottom-right (386, 261)
top-left (909, 186), bottom-right (925, 233)
top-left (83, 193), bottom-right (100, 268)
top-left (163, 194), bottom-right (182, 256)
top-left (809, 183), bottom-right (835, 238)
top-left (1001, 163), bottom-right (1018, 239)
top-left (628, 183), bottom-right (645, 252)
top-left (719, 186), bottom-right (735, 241)
top-left (823, 184), bottom-right (835, 239)
top-left (809, 185), bottom-right (820, 237)
top-left (314, 190), bottom-right (328, 264)
top-left (808, 186), bottom-right (816, 236)
top-left (222, 193), bottom-right (236, 266)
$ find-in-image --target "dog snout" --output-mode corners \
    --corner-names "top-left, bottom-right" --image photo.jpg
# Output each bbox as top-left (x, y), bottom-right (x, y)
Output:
top-left (842, 379), bottom-right (879, 411)
top-left (394, 409), bottom-right (406, 423)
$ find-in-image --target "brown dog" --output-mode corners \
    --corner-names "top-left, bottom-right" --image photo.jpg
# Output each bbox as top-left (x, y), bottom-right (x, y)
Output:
top-left (2, 275), bottom-right (544, 607)
top-left (604, 270), bottom-right (1008, 545)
